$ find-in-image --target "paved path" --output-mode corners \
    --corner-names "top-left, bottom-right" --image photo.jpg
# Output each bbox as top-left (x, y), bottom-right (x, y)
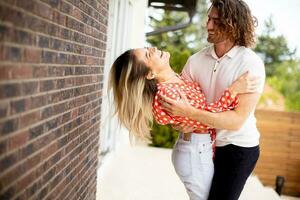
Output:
top-left (97, 145), bottom-right (286, 200)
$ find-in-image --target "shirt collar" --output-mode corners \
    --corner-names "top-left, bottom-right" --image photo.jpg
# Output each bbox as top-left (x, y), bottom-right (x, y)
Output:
top-left (206, 45), bottom-right (240, 60)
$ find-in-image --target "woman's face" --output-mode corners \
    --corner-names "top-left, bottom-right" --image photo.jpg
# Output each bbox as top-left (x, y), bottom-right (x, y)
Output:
top-left (134, 47), bottom-right (170, 74)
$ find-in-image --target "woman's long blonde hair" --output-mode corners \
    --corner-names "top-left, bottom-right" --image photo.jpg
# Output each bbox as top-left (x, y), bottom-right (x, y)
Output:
top-left (108, 50), bottom-right (157, 140)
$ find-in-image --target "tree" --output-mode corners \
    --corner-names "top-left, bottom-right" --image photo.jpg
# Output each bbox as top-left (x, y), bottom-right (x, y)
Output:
top-left (254, 17), bottom-right (300, 111)
top-left (147, 0), bottom-right (208, 54)
top-left (254, 17), bottom-right (296, 76)
top-left (267, 60), bottom-right (300, 111)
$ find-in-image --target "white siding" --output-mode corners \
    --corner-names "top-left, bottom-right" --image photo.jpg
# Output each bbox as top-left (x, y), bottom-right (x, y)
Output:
top-left (99, 0), bottom-right (148, 158)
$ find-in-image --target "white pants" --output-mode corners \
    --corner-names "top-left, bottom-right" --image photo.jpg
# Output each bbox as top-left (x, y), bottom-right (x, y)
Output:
top-left (172, 133), bottom-right (214, 200)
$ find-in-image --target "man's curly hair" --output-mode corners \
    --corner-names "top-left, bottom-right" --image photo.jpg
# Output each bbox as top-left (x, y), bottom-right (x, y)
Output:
top-left (210, 0), bottom-right (257, 47)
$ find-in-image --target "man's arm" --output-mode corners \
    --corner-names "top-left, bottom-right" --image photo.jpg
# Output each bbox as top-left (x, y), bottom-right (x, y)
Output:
top-left (188, 93), bottom-right (261, 130)
top-left (160, 92), bottom-right (261, 131)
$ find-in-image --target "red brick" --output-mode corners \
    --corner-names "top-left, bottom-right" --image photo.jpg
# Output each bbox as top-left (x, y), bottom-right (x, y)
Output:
top-left (4, 119), bottom-right (27, 168)
top-left (4, 46), bottom-right (22, 62)
top-left (15, 29), bottom-right (36, 46)
top-left (30, 94), bottom-right (49, 109)
top-left (23, 48), bottom-right (41, 63)
top-left (40, 0), bottom-right (60, 9)
top-left (0, 140), bottom-right (8, 155)
top-left (39, 79), bottom-right (55, 92)
top-left (26, 152), bottom-right (42, 170)
top-left (19, 110), bottom-right (41, 128)
top-left (11, 65), bottom-right (33, 79)
top-left (33, 66), bottom-right (48, 78)
top-left (60, 1), bottom-right (73, 15)
top-left (0, 15), bottom-right (10, 39)
top-left (0, 66), bottom-right (12, 81)
top-left (41, 141), bottom-right (58, 159)
top-left (10, 99), bottom-right (25, 114)
top-left (0, 118), bottom-right (19, 136)
top-left (34, 1), bottom-right (53, 20)
top-left (15, 0), bottom-right (35, 12)
top-left (0, 5), bottom-right (25, 27)
top-left (41, 50), bottom-right (56, 63)
top-left (37, 35), bottom-right (50, 48)
top-left (0, 187), bottom-right (15, 200)
top-left (26, 15), bottom-right (48, 34)
top-left (0, 100), bottom-right (9, 118)
top-left (72, 7), bottom-right (82, 21)
top-left (52, 11), bottom-right (66, 25)
top-left (16, 169), bottom-right (37, 194)
top-left (0, 164), bottom-right (22, 190)
top-left (0, 150), bottom-right (19, 172)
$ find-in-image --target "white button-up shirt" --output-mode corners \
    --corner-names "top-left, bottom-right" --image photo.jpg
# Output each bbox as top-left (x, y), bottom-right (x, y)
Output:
top-left (182, 45), bottom-right (265, 147)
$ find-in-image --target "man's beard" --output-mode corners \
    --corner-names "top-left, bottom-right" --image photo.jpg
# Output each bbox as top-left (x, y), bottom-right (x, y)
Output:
top-left (207, 31), bottom-right (228, 44)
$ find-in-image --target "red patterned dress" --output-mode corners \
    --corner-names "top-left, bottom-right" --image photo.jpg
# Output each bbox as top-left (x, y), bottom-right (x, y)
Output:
top-left (152, 75), bottom-right (239, 148)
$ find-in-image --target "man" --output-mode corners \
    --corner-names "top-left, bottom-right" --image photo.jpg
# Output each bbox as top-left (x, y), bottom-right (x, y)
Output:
top-left (161, 0), bottom-right (265, 199)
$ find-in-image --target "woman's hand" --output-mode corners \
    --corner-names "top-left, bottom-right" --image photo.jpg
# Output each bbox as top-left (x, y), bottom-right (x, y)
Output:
top-left (172, 123), bottom-right (196, 134)
top-left (228, 71), bottom-right (261, 96)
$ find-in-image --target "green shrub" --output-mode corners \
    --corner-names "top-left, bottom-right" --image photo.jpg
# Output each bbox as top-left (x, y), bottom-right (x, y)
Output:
top-left (150, 122), bottom-right (179, 148)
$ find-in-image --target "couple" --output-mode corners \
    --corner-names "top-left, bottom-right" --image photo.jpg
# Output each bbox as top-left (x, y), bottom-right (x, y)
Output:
top-left (109, 0), bottom-right (265, 199)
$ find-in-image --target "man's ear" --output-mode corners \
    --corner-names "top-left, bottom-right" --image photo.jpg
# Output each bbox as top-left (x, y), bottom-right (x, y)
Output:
top-left (146, 71), bottom-right (156, 80)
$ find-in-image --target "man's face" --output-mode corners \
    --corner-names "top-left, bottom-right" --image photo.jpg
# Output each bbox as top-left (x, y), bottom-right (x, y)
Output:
top-left (206, 7), bottom-right (228, 44)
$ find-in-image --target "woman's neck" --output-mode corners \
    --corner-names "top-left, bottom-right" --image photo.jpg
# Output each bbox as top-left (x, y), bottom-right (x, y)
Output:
top-left (156, 69), bottom-right (180, 83)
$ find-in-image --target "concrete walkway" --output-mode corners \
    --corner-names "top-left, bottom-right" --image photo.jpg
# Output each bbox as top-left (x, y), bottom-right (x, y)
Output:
top-left (96, 144), bottom-right (288, 200)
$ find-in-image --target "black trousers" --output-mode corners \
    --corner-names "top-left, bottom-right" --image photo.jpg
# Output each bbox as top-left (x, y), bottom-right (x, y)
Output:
top-left (208, 144), bottom-right (260, 200)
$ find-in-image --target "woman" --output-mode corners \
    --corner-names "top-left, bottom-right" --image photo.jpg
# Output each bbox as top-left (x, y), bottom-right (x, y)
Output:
top-left (109, 47), bottom-right (259, 199)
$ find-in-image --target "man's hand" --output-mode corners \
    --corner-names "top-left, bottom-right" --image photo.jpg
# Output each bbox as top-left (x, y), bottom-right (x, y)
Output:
top-left (159, 91), bottom-right (195, 117)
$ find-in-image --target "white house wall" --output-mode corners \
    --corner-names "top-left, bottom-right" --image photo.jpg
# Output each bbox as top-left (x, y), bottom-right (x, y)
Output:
top-left (99, 0), bottom-right (148, 160)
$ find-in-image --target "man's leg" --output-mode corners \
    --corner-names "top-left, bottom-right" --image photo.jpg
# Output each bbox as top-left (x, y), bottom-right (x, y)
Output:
top-left (208, 144), bottom-right (260, 200)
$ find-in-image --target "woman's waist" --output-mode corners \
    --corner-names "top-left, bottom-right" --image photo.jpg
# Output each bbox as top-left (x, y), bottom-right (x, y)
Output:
top-left (193, 129), bottom-right (215, 134)
top-left (179, 132), bottom-right (212, 144)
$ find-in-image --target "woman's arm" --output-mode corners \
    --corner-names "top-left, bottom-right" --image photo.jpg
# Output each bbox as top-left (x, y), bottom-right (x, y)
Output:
top-left (204, 89), bottom-right (238, 112)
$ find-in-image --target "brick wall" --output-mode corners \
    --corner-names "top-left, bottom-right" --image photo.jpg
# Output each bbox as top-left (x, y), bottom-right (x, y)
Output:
top-left (0, 0), bottom-right (108, 199)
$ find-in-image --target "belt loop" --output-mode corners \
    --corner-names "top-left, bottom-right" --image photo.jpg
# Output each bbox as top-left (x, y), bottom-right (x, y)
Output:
top-left (182, 132), bottom-right (192, 142)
